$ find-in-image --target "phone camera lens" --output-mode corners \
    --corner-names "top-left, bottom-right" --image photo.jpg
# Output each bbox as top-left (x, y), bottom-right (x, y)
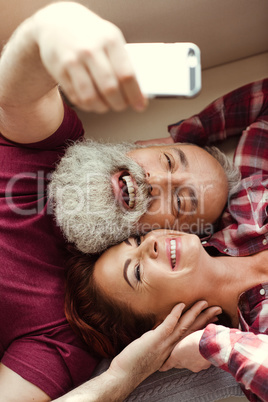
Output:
top-left (188, 49), bottom-right (198, 67)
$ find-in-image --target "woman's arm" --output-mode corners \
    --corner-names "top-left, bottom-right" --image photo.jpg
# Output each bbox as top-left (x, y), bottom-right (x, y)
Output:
top-left (134, 79), bottom-right (268, 146)
top-left (168, 79), bottom-right (268, 146)
top-left (161, 324), bottom-right (268, 401)
top-left (200, 324), bottom-right (268, 401)
top-left (0, 2), bottom-right (146, 144)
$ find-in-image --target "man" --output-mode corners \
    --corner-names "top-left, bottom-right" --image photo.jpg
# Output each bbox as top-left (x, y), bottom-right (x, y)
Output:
top-left (0, 3), bottom-right (233, 257)
top-left (0, 2), bottom-right (220, 401)
top-left (49, 137), bottom-right (232, 253)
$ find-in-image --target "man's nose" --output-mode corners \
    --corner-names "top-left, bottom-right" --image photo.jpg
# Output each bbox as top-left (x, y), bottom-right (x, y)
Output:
top-left (146, 171), bottom-right (190, 196)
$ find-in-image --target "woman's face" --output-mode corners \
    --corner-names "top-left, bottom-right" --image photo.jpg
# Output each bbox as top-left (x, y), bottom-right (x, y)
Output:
top-left (94, 230), bottom-right (207, 321)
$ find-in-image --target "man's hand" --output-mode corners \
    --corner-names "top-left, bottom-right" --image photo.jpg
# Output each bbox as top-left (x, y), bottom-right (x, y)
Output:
top-left (160, 330), bottom-right (211, 373)
top-left (107, 301), bottom-right (211, 388)
top-left (54, 302), bottom-right (216, 401)
top-left (33, 2), bottom-right (147, 113)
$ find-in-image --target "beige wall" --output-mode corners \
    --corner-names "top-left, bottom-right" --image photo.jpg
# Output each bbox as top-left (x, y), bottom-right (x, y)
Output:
top-left (1, 0), bottom-right (268, 67)
top-left (77, 52), bottom-right (268, 144)
top-left (1, 0), bottom-right (267, 146)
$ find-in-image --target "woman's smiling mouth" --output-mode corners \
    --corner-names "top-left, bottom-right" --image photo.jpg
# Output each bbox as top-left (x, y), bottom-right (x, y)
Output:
top-left (166, 238), bottom-right (181, 270)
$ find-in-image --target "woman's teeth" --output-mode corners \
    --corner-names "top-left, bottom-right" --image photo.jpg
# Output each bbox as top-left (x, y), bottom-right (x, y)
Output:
top-left (170, 239), bottom-right (176, 268)
top-left (122, 175), bottom-right (135, 208)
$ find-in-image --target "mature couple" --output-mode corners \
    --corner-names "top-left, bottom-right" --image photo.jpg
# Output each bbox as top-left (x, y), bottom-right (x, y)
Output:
top-left (0, 2), bottom-right (267, 401)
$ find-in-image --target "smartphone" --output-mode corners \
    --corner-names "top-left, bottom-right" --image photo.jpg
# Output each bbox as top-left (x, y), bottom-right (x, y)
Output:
top-left (125, 42), bottom-right (201, 98)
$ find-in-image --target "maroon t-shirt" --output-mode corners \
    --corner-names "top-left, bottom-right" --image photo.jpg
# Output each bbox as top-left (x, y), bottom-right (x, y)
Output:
top-left (0, 103), bottom-right (99, 398)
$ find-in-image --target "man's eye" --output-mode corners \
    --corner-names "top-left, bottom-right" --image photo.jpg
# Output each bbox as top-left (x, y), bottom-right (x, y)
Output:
top-left (135, 264), bottom-right (141, 281)
top-left (136, 236), bottom-right (141, 246)
top-left (164, 153), bottom-right (172, 171)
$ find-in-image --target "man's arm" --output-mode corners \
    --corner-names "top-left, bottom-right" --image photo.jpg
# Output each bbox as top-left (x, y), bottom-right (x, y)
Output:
top-left (0, 2), bottom-right (146, 144)
top-left (0, 363), bottom-right (50, 402)
top-left (54, 301), bottom-right (213, 402)
top-left (0, 301), bottom-right (219, 401)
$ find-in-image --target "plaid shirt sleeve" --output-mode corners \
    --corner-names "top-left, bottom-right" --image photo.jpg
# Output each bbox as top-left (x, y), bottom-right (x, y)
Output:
top-left (199, 324), bottom-right (268, 401)
top-left (168, 79), bottom-right (268, 146)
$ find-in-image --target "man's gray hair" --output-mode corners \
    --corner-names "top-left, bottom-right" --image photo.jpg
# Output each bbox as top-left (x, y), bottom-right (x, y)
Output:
top-left (204, 146), bottom-right (241, 192)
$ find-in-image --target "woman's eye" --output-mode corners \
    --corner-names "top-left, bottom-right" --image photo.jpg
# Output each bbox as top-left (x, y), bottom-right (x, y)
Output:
top-left (177, 196), bottom-right (181, 213)
top-left (135, 264), bottom-right (141, 281)
top-left (136, 236), bottom-right (141, 246)
top-left (164, 153), bottom-right (172, 171)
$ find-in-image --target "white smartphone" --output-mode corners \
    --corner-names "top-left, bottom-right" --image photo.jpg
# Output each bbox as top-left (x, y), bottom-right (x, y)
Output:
top-left (125, 42), bottom-right (201, 98)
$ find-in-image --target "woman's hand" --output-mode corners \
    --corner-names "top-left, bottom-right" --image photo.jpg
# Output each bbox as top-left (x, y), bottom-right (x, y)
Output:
top-left (160, 330), bottom-right (211, 373)
top-left (33, 2), bottom-right (147, 113)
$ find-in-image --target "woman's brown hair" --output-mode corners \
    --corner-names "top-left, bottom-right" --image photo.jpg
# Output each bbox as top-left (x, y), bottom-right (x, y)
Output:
top-left (65, 248), bottom-right (156, 358)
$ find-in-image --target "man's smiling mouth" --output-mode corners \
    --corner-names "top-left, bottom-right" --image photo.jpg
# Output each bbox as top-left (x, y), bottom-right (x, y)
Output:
top-left (111, 171), bottom-right (137, 209)
top-left (120, 174), bottom-right (135, 208)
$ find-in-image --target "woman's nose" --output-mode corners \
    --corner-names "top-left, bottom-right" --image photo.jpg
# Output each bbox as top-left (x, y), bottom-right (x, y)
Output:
top-left (141, 236), bottom-right (158, 259)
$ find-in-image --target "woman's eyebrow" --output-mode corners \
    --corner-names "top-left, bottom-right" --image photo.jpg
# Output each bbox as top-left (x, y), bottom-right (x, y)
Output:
top-left (123, 258), bottom-right (133, 289)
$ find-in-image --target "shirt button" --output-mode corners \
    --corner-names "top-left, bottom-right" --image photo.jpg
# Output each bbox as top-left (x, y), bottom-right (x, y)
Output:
top-left (260, 288), bottom-right (265, 296)
top-left (263, 239), bottom-right (268, 246)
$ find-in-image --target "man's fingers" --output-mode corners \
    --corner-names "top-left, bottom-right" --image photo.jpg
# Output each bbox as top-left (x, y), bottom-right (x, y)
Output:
top-left (64, 63), bottom-right (109, 112)
top-left (154, 301), bottom-right (209, 347)
top-left (106, 40), bottom-right (148, 112)
top-left (188, 306), bottom-right (222, 333)
top-left (173, 301), bottom-right (208, 337)
top-left (154, 303), bottom-right (185, 338)
top-left (83, 49), bottom-right (129, 112)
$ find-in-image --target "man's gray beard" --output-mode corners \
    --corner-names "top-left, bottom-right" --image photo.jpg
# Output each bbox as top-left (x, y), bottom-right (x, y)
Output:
top-left (48, 139), bottom-right (149, 253)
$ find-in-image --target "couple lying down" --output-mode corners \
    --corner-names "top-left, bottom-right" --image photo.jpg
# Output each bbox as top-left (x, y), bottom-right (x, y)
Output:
top-left (65, 229), bottom-right (268, 401)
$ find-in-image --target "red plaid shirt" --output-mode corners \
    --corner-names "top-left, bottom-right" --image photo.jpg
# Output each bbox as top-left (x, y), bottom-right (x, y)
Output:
top-left (168, 79), bottom-right (268, 256)
top-left (200, 284), bottom-right (268, 401)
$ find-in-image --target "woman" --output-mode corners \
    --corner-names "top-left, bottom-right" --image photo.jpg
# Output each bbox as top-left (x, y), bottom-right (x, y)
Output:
top-left (65, 230), bottom-right (268, 401)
